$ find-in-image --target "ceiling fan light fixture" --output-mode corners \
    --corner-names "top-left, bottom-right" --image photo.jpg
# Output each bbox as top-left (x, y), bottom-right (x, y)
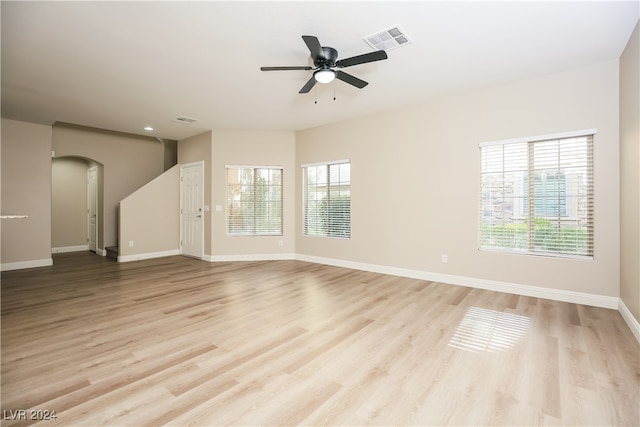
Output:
top-left (261, 35), bottom-right (388, 93)
top-left (314, 68), bottom-right (336, 84)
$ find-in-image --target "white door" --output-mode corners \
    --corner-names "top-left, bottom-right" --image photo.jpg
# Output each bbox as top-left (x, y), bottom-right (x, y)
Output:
top-left (181, 162), bottom-right (204, 259)
top-left (87, 167), bottom-right (98, 252)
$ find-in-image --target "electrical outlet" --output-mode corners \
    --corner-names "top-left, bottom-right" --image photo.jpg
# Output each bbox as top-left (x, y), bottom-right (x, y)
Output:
top-left (441, 254), bottom-right (448, 263)
top-left (129, 240), bottom-right (134, 248)
top-left (278, 240), bottom-right (283, 247)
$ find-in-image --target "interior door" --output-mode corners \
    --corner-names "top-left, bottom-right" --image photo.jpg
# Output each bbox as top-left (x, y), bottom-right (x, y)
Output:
top-left (181, 162), bottom-right (204, 259)
top-left (87, 167), bottom-right (98, 252)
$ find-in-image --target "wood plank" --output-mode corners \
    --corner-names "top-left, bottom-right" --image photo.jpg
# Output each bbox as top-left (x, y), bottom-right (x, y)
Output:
top-left (1, 252), bottom-right (638, 426)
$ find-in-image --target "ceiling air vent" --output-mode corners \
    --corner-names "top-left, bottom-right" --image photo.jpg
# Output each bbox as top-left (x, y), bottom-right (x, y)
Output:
top-left (174, 116), bottom-right (198, 124)
top-left (364, 25), bottom-right (412, 52)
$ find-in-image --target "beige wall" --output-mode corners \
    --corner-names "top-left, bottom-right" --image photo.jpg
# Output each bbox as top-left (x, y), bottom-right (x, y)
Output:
top-left (1, 119), bottom-right (52, 269)
top-left (51, 157), bottom-right (89, 250)
top-left (52, 123), bottom-right (164, 249)
top-left (296, 60), bottom-right (620, 298)
top-left (177, 130), bottom-right (296, 259)
top-left (210, 129), bottom-right (296, 258)
top-left (119, 165), bottom-right (180, 259)
top-left (620, 20), bottom-right (640, 323)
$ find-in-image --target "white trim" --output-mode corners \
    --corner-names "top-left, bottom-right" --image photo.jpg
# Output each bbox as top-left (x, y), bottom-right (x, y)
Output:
top-left (479, 128), bottom-right (598, 147)
top-left (205, 253), bottom-right (296, 262)
top-left (300, 159), bottom-right (350, 168)
top-left (1, 258), bottom-right (53, 271)
top-left (478, 247), bottom-right (594, 261)
top-left (52, 245), bottom-right (89, 254)
top-left (225, 165), bottom-right (284, 170)
top-left (619, 299), bottom-right (640, 343)
top-left (181, 160), bottom-right (204, 168)
top-left (87, 166), bottom-right (99, 252)
top-left (295, 254), bottom-right (618, 310)
top-left (118, 249), bottom-right (180, 263)
top-left (96, 248), bottom-right (107, 256)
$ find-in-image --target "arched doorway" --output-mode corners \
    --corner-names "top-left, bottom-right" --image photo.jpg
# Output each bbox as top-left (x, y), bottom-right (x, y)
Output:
top-left (51, 156), bottom-right (104, 256)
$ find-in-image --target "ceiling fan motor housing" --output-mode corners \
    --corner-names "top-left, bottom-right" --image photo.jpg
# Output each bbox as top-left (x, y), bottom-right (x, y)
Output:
top-left (316, 47), bottom-right (338, 68)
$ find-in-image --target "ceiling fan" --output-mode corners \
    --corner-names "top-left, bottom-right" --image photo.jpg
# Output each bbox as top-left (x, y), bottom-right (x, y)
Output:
top-left (260, 35), bottom-right (388, 94)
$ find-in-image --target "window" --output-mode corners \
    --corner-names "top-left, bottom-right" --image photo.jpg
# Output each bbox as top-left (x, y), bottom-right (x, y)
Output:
top-left (303, 160), bottom-right (351, 238)
top-left (226, 166), bottom-right (282, 236)
top-left (479, 131), bottom-right (594, 258)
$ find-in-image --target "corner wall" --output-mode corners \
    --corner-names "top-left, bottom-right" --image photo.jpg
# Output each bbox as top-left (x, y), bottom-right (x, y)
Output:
top-left (177, 129), bottom-right (296, 260)
top-left (1, 119), bottom-right (52, 270)
top-left (620, 20), bottom-right (640, 329)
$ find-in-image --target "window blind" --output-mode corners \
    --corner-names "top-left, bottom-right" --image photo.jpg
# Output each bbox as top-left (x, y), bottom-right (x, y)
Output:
top-left (226, 166), bottom-right (283, 236)
top-left (479, 133), bottom-right (594, 258)
top-left (303, 161), bottom-right (351, 238)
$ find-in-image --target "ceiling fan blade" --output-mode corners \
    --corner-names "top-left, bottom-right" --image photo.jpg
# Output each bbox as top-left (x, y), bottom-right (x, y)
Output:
top-left (336, 50), bottom-right (388, 68)
top-left (335, 71), bottom-right (368, 89)
top-left (302, 35), bottom-right (324, 61)
top-left (260, 66), bottom-right (313, 71)
top-left (299, 76), bottom-right (317, 94)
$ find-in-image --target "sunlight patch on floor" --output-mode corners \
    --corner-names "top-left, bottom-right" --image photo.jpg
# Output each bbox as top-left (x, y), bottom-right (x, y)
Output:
top-left (448, 306), bottom-right (530, 353)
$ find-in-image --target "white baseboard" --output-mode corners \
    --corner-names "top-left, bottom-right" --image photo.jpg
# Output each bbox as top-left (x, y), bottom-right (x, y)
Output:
top-left (118, 249), bottom-right (180, 263)
top-left (1, 258), bottom-right (53, 272)
top-left (618, 299), bottom-right (640, 343)
top-left (52, 245), bottom-right (89, 254)
top-left (295, 254), bottom-right (619, 310)
top-left (205, 253), bottom-right (296, 262)
top-left (96, 248), bottom-right (107, 256)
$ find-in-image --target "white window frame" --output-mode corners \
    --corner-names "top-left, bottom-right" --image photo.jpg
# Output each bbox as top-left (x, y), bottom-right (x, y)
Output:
top-left (302, 159), bottom-right (351, 239)
top-left (225, 165), bottom-right (283, 236)
top-left (479, 129), bottom-right (595, 259)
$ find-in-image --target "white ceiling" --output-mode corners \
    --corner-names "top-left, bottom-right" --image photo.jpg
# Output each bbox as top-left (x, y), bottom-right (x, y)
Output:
top-left (2, 1), bottom-right (638, 141)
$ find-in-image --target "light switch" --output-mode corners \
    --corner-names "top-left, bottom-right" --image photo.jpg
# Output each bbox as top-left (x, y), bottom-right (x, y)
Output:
top-left (215, 205), bottom-right (223, 212)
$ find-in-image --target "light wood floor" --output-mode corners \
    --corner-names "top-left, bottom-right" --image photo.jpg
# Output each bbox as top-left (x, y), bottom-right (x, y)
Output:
top-left (1, 253), bottom-right (638, 426)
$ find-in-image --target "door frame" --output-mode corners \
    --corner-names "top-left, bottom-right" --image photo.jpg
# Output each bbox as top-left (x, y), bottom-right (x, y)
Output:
top-left (87, 166), bottom-right (98, 252)
top-left (180, 161), bottom-right (205, 259)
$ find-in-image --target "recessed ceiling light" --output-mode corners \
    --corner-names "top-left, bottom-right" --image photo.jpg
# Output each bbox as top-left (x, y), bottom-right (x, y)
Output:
top-left (144, 126), bottom-right (154, 131)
